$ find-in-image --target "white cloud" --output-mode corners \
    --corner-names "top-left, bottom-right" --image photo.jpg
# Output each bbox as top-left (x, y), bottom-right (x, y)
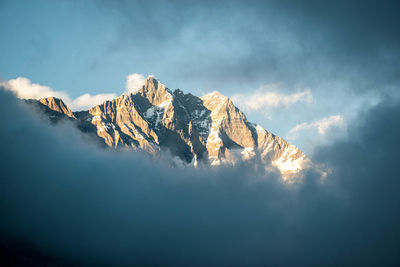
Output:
top-left (231, 84), bottom-right (313, 112)
top-left (126, 73), bottom-right (145, 94)
top-left (0, 77), bottom-right (117, 111)
top-left (69, 93), bottom-right (118, 110)
top-left (287, 115), bottom-right (345, 140)
top-left (0, 77), bottom-right (69, 100)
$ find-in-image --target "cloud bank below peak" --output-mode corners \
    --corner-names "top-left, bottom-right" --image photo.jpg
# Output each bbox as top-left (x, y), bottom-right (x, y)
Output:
top-left (1, 84), bottom-right (400, 265)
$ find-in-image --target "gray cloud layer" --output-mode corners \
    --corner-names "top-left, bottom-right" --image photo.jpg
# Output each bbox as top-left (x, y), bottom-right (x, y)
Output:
top-left (0, 83), bottom-right (400, 266)
top-left (93, 0), bottom-right (400, 93)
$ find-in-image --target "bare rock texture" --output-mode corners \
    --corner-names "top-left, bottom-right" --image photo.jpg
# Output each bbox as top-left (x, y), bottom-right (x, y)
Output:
top-left (30, 76), bottom-right (309, 177)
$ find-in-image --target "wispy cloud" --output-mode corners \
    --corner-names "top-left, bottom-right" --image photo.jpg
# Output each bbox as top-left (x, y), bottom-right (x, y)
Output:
top-left (125, 73), bottom-right (145, 94)
top-left (287, 115), bottom-right (345, 140)
top-left (231, 84), bottom-right (313, 113)
top-left (0, 77), bottom-right (117, 111)
top-left (69, 93), bottom-right (118, 110)
top-left (0, 77), bottom-right (69, 100)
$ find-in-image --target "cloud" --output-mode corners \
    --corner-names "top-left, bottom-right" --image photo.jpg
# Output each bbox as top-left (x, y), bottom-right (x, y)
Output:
top-left (88, 0), bottom-right (400, 95)
top-left (0, 77), bottom-right (69, 100)
top-left (287, 115), bottom-right (345, 140)
top-left (125, 73), bottom-right (145, 94)
top-left (69, 93), bottom-right (118, 110)
top-left (0, 77), bottom-right (117, 111)
top-left (1, 86), bottom-right (400, 265)
top-left (231, 84), bottom-right (313, 113)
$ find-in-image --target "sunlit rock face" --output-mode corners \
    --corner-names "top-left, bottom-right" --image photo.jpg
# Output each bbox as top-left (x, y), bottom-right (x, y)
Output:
top-left (38, 97), bottom-right (76, 119)
top-left (25, 96), bottom-right (76, 123)
top-left (31, 76), bottom-right (309, 178)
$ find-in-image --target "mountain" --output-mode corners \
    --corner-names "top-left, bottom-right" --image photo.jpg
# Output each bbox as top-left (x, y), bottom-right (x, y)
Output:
top-left (27, 76), bottom-right (309, 179)
top-left (26, 97), bottom-right (76, 122)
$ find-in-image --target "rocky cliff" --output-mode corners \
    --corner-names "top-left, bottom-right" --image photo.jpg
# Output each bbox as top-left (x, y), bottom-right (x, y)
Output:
top-left (28, 76), bottom-right (309, 178)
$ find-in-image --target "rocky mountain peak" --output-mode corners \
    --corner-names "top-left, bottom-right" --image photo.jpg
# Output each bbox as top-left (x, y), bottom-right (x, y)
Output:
top-left (135, 75), bottom-right (173, 106)
top-left (39, 97), bottom-right (75, 119)
top-left (29, 77), bottom-right (309, 180)
top-left (201, 91), bottom-right (235, 113)
top-left (202, 91), bottom-right (227, 100)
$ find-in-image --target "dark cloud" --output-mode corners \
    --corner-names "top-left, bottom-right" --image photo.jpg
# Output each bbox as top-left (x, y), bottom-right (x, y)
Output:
top-left (92, 0), bottom-right (400, 92)
top-left (1, 82), bottom-right (400, 266)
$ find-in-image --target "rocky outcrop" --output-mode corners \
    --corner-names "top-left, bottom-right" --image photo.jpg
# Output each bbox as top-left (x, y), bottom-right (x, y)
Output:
top-left (39, 97), bottom-right (76, 119)
top-left (30, 76), bottom-right (309, 178)
top-left (25, 97), bottom-right (75, 123)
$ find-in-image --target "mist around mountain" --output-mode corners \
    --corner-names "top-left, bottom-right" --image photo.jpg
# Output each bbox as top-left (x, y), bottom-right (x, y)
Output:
top-left (26, 75), bottom-right (308, 180)
top-left (1, 84), bottom-right (400, 266)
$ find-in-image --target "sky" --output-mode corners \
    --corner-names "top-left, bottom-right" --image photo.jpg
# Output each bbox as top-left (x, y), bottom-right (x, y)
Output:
top-left (1, 1), bottom-right (400, 265)
top-left (2, 0), bottom-right (399, 153)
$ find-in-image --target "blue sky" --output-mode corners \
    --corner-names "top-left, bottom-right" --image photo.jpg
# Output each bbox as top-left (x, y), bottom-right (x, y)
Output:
top-left (1, 0), bottom-right (398, 154)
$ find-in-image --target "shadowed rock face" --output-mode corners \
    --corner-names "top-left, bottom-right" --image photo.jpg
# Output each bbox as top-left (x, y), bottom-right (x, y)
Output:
top-left (28, 76), bottom-right (308, 177)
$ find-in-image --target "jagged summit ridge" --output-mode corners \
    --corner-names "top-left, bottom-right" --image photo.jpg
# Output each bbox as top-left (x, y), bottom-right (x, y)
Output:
top-left (134, 76), bottom-right (173, 106)
top-left (39, 97), bottom-right (76, 119)
top-left (31, 76), bottom-right (309, 178)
